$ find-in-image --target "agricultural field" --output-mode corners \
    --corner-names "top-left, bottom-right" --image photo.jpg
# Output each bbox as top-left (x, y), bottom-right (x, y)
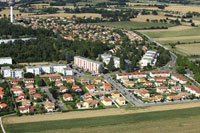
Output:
top-left (35, 12), bottom-right (101, 18)
top-left (0, 9), bottom-right (33, 17)
top-left (131, 14), bottom-right (167, 22)
top-left (0, 9), bottom-right (101, 18)
top-left (127, 3), bottom-right (200, 13)
top-left (97, 21), bottom-right (175, 30)
top-left (3, 105), bottom-right (200, 133)
top-left (3, 102), bottom-right (200, 124)
top-left (176, 43), bottom-right (200, 56)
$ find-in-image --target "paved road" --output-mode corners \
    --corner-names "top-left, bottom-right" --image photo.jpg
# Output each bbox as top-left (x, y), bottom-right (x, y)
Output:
top-left (41, 87), bottom-right (67, 111)
top-left (104, 74), bottom-right (145, 107)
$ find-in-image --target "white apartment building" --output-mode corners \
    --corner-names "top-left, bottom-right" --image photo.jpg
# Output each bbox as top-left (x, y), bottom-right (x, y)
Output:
top-left (1, 67), bottom-right (24, 78)
top-left (26, 64), bottom-right (67, 75)
top-left (140, 50), bottom-right (158, 67)
top-left (26, 66), bottom-right (41, 75)
top-left (101, 54), bottom-right (129, 68)
top-left (0, 57), bottom-right (12, 65)
top-left (62, 68), bottom-right (74, 76)
top-left (52, 64), bottom-right (67, 73)
top-left (41, 65), bottom-right (53, 74)
top-left (74, 56), bottom-right (103, 74)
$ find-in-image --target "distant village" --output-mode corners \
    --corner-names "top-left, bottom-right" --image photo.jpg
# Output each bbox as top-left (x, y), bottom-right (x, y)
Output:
top-left (20, 17), bottom-right (142, 44)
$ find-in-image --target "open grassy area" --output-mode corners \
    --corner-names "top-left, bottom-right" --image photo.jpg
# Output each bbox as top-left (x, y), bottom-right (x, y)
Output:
top-left (97, 21), bottom-right (176, 30)
top-left (4, 106), bottom-right (200, 133)
top-left (175, 43), bottom-right (200, 56)
top-left (144, 26), bottom-right (200, 38)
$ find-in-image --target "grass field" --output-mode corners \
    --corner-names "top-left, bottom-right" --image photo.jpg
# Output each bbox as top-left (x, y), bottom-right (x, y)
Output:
top-left (0, 9), bottom-right (33, 17)
top-left (144, 26), bottom-right (200, 38)
top-left (35, 12), bottom-right (101, 18)
top-left (139, 25), bottom-right (195, 32)
top-left (4, 106), bottom-right (200, 133)
top-left (131, 14), bottom-right (167, 22)
top-left (126, 3), bottom-right (200, 13)
top-left (175, 43), bottom-right (200, 56)
top-left (97, 21), bottom-right (175, 30)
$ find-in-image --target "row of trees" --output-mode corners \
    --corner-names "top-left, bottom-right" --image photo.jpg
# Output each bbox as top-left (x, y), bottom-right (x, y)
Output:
top-left (64, 8), bottom-right (139, 21)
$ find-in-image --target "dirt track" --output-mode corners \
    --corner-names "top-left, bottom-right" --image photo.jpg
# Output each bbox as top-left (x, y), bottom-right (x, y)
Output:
top-left (3, 102), bottom-right (200, 124)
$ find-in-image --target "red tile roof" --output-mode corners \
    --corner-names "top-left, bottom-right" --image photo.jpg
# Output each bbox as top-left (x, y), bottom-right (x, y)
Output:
top-left (185, 85), bottom-right (200, 93)
top-left (117, 72), bottom-right (146, 76)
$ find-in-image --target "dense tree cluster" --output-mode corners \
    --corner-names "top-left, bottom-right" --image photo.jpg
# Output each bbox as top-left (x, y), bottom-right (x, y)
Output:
top-left (41, 7), bottom-right (59, 14)
top-left (0, 82), bottom-right (15, 116)
top-left (0, 19), bottom-right (54, 39)
top-left (0, 36), bottom-right (109, 63)
top-left (157, 0), bottom-right (191, 5)
top-left (176, 56), bottom-right (200, 82)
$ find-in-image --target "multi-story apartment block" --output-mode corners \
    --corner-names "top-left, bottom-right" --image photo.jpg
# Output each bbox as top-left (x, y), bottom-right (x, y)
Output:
top-left (74, 56), bottom-right (103, 74)
top-left (1, 67), bottom-right (24, 78)
top-left (26, 64), bottom-right (67, 75)
top-left (140, 50), bottom-right (158, 67)
top-left (0, 57), bottom-right (12, 65)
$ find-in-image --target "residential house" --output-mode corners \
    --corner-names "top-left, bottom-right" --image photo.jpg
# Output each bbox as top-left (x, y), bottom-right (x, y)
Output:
top-left (111, 91), bottom-right (120, 99)
top-left (184, 85), bottom-right (200, 97)
top-left (171, 86), bottom-right (182, 93)
top-left (143, 81), bottom-right (153, 87)
top-left (171, 74), bottom-right (187, 84)
top-left (44, 102), bottom-right (55, 112)
top-left (59, 86), bottom-right (68, 93)
top-left (156, 87), bottom-right (169, 94)
top-left (81, 79), bottom-right (90, 85)
top-left (167, 95), bottom-right (182, 101)
top-left (83, 93), bottom-right (93, 101)
top-left (76, 100), bottom-right (98, 109)
top-left (72, 84), bottom-right (82, 92)
top-left (168, 80), bottom-right (177, 86)
top-left (101, 98), bottom-right (112, 106)
top-left (32, 93), bottom-right (43, 100)
top-left (150, 71), bottom-right (170, 77)
top-left (25, 83), bottom-right (34, 89)
top-left (63, 93), bottom-right (73, 101)
top-left (102, 83), bottom-right (112, 91)
top-left (23, 78), bottom-right (34, 84)
top-left (124, 81), bottom-right (134, 88)
top-left (55, 81), bottom-right (63, 87)
top-left (116, 97), bottom-right (126, 105)
top-left (86, 85), bottom-right (96, 92)
top-left (0, 103), bottom-right (7, 109)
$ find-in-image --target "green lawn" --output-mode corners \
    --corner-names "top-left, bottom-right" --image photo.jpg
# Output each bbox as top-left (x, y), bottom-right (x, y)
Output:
top-left (145, 26), bottom-right (200, 38)
top-left (97, 21), bottom-right (176, 30)
top-left (4, 107), bottom-right (200, 133)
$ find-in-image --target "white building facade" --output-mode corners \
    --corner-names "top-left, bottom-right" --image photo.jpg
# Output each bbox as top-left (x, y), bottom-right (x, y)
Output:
top-left (74, 56), bottom-right (103, 74)
top-left (1, 67), bottom-right (24, 78)
top-left (26, 64), bottom-right (67, 75)
top-left (0, 57), bottom-right (12, 65)
top-left (62, 68), bottom-right (74, 76)
top-left (140, 50), bottom-right (158, 68)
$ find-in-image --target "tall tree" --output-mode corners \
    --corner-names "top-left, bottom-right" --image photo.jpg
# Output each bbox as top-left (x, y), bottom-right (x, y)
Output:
top-left (120, 56), bottom-right (125, 70)
top-left (107, 57), bottom-right (115, 72)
